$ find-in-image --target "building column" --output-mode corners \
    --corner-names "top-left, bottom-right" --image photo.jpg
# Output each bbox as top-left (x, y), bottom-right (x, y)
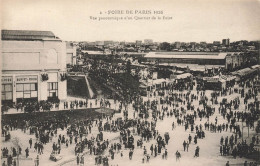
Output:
top-left (12, 75), bottom-right (16, 103)
top-left (58, 80), bottom-right (67, 101)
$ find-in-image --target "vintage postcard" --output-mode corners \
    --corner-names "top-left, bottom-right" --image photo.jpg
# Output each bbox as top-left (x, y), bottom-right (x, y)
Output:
top-left (1, 0), bottom-right (260, 166)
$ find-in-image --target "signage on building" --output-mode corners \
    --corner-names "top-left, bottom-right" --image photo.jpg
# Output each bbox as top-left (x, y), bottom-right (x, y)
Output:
top-left (203, 77), bottom-right (219, 82)
top-left (16, 75), bottom-right (38, 83)
top-left (1, 76), bottom-right (13, 84)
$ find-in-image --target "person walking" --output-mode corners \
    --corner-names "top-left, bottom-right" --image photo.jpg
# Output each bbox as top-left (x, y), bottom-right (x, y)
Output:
top-left (188, 134), bottom-right (192, 144)
top-left (129, 149), bottom-right (133, 160)
top-left (183, 140), bottom-right (187, 151)
top-left (194, 146), bottom-right (200, 157)
top-left (34, 155), bottom-right (39, 166)
top-left (29, 138), bottom-right (33, 149)
top-left (150, 144), bottom-right (153, 155)
top-left (226, 161), bottom-right (230, 166)
top-left (154, 145), bottom-right (157, 157)
top-left (175, 150), bottom-right (181, 161)
top-left (77, 154), bottom-right (80, 165)
top-left (80, 155), bottom-right (84, 166)
top-left (164, 149), bottom-right (168, 160)
top-left (220, 145), bottom-right (223, 156)
top-left (25, 148), bottom-right (29, 158)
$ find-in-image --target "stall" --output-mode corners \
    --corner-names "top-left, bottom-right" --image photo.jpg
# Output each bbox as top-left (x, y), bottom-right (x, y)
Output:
top-left (203, 76), bottom-right (226, 91)
top-left (232, 67), bottom-right (257, 82)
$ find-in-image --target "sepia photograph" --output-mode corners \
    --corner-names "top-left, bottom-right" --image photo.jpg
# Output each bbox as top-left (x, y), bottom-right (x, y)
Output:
top-left (1, 0), bottom-right (260, 165)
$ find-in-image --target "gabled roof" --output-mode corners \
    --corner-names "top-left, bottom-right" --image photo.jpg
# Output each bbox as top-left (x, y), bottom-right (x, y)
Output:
top-left (1, 30), bottom-right (60, 41)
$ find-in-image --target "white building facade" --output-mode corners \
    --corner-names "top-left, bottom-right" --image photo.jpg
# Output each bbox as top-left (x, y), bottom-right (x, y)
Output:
top-left (66, 42), bottom-right (77, 66)
top-left (1, 30), bottom-right (67, 104)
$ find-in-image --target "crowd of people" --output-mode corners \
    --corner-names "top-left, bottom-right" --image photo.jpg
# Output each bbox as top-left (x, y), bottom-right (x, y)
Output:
top-left (1, 63), bottom-right (260, 166)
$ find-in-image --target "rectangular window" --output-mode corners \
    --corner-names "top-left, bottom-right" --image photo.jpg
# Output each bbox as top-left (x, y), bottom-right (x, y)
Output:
top-left (1, 94), bottom-right (5, 100)
top-left (31, 91), bottom-right (37, 98)
top-left (16, 83), bottom-right (38, 100)
top-left (16, 92), bottom-right (23, 98)
top-left (1, 84), bottom-right (13, 101)
top-left (24, 84), bottom-right (30, 91)
top-left (47, 82), bottom-right (58, 98)
top-left (24, 92), bottom-right (31, 98)
top-left (5, 92), bottom-right (12, 100)
top-left (16, 84), bottom-right (23, 92)
top-left (5, 85), bottom-right (12, 92)
top-left (31, 84), bottom-right (36, 91)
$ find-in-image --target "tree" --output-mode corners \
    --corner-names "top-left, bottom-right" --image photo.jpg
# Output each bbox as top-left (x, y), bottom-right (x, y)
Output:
top-left (159, 42), bottom-right (171, 51)
top-left (24, 103), bottom-right (35, 113)
top-left (126, 60), bottom-right (131, 74)
top-left (1, 105), bottom-right (9, 114)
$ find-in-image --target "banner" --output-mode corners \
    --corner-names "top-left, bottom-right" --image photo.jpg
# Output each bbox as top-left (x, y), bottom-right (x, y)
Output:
top-left (203, 77), bottom-right (219, 82)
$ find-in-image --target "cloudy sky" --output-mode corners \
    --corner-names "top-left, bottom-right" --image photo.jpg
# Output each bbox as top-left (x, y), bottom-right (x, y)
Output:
top-left (2, 0), bottom-right (260, 42)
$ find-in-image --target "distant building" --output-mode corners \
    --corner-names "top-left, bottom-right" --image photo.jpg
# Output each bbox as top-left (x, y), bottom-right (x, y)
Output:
top-left (144, 39), bottom-right (153, 45)
top-left (175, 42), bottom-right (181, 49)
top-left (119, 41), bottom-right (126, 45)
top-left (225, 52), bottom-right (246, 70)
top-left (136, 40), bottom-right (142, 46)
top-left (104, 40), bottom-right (114, 46)
top-left (200, 42), bottom-right (207, 47)
top-left (87, 42), bottom-right (96, 46)
top-left (81, 50), bottom-right (106, 59)
top-left (1, 30), bottom-right (68, 104)
top-left (238, 40), bottom-right (248, 46)
top-left (213, 41), bottom-right (221, 46)
top-left (66, 42), bottom-right (77, 66)
top-left (144, 52), bottom-right (247, 69)
top-left (113, 41), bottom-right (120, 46)
top-left (222, 39), bottom-right (230, 46)
top-left (190, 42), bottom-right (196, 49)
top-left (95, 41), bottom-right (104, 46)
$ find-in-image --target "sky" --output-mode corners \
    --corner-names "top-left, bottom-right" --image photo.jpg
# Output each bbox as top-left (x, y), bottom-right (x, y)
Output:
top-left (1, 0), bottom-right (260, 43)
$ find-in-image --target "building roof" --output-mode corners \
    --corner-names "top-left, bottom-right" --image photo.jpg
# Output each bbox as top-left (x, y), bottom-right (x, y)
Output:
top-left (144, 52), bottom-right (228, 60)
top-left (1, 30), bottom-right (60, 41)
top-left (81, 50), bottom-right (105, 55)
top-left (231, 67), bottom-right (256, 76)
top-left (251, 65), bottom-right (260, 69)
top-left (176, 73), bottom-right (192, 79)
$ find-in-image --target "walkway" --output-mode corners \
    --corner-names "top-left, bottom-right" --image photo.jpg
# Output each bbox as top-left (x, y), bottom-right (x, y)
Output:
top-left (85, 75), bottom-right (94, 98)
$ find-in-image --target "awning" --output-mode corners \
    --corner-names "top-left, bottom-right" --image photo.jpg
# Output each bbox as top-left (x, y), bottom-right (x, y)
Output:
top-left (237, 68), bottom-right (255, 76)
top-left (176, 73), bottom-right (192, 79)
top-left (251, 65), bottom-right (260, 69)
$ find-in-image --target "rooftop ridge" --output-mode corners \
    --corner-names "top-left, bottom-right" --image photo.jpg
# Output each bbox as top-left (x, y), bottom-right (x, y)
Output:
top-left (1, 29), bottom-right (59, 41)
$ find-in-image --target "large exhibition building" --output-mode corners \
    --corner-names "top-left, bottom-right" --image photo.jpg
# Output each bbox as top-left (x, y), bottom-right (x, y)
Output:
top-left (144, 52), bottom-right (247, 70)
top-left (1, 30), bottom-right (68, 104)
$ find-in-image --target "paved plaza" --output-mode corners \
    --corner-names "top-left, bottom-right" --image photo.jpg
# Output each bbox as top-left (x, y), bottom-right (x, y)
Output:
top-left (2, 79), bottom-right (259, 166)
